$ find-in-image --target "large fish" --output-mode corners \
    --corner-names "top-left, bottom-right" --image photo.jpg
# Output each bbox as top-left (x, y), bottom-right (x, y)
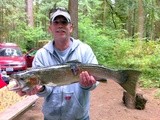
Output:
top-left (7, 62), bottom-right (141, 95)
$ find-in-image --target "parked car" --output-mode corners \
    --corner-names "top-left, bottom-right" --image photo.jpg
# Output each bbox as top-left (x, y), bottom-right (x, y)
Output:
top-left (25, 48), bottom-right (38, 68)
top-left (25, 40), bottom-right (48, 68)
top-left (0, 43), bottom-right (27, 75)
top-left (1, 70), bottom-right (10, 84)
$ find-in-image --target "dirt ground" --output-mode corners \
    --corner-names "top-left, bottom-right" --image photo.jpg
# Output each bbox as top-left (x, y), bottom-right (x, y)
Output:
top-left (15, 81), bottom-right (160, 120)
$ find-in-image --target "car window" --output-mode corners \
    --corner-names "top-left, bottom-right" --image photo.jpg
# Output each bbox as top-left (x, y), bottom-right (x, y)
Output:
top-left (0, 48), bottom-right (22, 56)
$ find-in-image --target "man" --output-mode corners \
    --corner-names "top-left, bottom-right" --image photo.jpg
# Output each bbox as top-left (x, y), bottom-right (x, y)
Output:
top-left (17, 7), bottom-right (98, 120)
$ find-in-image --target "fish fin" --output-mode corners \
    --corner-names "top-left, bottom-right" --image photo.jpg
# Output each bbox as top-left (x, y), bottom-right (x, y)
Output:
top-left (67, 60), bottom-right (81, 76)
top-left (93, 76), bottom-right (107, 83)
top-left (70, 63), bottom-right (79, 76)
top-left (97, 78), bottom-right (107, 83)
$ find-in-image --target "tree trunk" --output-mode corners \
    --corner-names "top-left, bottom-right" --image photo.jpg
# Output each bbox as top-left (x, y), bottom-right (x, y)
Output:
top-left (123, 91), bottom-right (147, 110)
top-left (123, 91), bottom-right (135, 109)
top-left (126, 8), bottom-right (133, 37)
top-left (137, 0), bottom-right (144, 39)
top-left (153, 0), bottom-right (160, 39)
top-left (103, 0), bottom-right (107, 29)
top-left (68, 0), bottom-right (78, 39)
top-left (25, 0), bottom-right (34, 27)
top-left (0, 5), bottom-right (3, 42)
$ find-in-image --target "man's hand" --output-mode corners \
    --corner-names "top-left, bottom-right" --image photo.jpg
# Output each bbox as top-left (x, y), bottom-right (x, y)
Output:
top-left (79, 71), bottom-right (96, 88)
top-left (16, 85), bottom-right (44, 96)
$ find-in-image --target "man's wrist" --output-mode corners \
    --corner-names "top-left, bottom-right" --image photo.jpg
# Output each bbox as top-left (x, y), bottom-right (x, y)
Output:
top-left (79, 83), bottom-right (92, 90)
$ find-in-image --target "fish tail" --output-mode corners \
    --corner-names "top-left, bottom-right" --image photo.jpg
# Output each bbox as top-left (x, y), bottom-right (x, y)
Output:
top-left (119, 70), bottom-right (141, 96)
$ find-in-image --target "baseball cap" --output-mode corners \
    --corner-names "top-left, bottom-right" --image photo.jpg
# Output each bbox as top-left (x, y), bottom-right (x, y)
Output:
top-left (50, 8), bottom-right (71, 22)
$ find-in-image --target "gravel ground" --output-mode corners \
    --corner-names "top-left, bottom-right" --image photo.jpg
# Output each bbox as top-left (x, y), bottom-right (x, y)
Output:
top-left (14, 81), bottom-right (160, 120)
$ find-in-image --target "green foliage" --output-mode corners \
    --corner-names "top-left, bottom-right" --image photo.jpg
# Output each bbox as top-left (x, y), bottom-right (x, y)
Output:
top-left (79, 18), bottom-right (160, 88)
top-left (22, 26), bottom-right (47, 50)
top-left (1, 0), bottom-right (160, 89)
top-left (9, 23), bottom-right (47, 51)
top-left (79, 17), bottom-right (128, 66)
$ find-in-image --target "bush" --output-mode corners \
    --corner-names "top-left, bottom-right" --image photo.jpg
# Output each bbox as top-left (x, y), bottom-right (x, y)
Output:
top-left (79, 20), bottom-right (160, 88)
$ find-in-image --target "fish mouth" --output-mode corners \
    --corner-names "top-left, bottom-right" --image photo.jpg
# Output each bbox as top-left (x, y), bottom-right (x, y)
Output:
top-left (7, 79), bottom-right (22, 91)
top-left (7, 73), bottom-right (41, 92)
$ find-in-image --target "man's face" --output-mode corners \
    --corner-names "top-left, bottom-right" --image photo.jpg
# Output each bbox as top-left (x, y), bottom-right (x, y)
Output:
top-left (49, 16), bottom-right (73, 41)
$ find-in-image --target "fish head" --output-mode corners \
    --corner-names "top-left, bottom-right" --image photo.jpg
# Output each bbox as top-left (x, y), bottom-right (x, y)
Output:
top-left (8, 71), bottom-right (40, 91)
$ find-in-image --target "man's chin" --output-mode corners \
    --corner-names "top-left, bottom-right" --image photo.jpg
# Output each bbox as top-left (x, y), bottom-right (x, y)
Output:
top-left (55, 36), bottom-right (67, 40)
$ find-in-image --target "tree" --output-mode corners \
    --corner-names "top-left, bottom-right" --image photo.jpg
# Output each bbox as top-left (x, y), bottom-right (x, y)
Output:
top-left (137, 0), bottom-right (144, 39)
top-left (154, 0), bottom-right (160, 39)
top-left (68, 0), bottom-right (78, 39)
top-left (25, 0), bottom-right (34, 27)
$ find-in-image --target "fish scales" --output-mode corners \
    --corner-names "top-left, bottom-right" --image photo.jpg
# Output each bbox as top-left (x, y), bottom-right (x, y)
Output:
top-left (8, 63), bottom-right (141, 96)
top-left (34, 64), bottom-right (124, 85)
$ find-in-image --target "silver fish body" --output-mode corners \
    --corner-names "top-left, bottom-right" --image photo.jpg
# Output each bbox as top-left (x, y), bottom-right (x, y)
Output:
top-left (8, 62), bottom-right (141, 95)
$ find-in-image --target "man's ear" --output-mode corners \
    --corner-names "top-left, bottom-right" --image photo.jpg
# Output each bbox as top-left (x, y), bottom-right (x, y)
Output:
top-left (48, 25), bottom-right (52, 33)
top-left (70, 23), bottom-right (73, 33)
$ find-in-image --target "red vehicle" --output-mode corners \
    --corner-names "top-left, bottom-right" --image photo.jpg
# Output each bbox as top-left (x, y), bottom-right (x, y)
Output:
top-left (25, 48), bottom-right (38, 67)
top-left (0, 73), bottom-right (7, 88)
top-left (0, 43), bottom-right (27, 74)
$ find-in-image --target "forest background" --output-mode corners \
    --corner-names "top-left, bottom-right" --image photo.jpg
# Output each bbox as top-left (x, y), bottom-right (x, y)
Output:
top-left (0, 0), bottom-right (160, 96)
